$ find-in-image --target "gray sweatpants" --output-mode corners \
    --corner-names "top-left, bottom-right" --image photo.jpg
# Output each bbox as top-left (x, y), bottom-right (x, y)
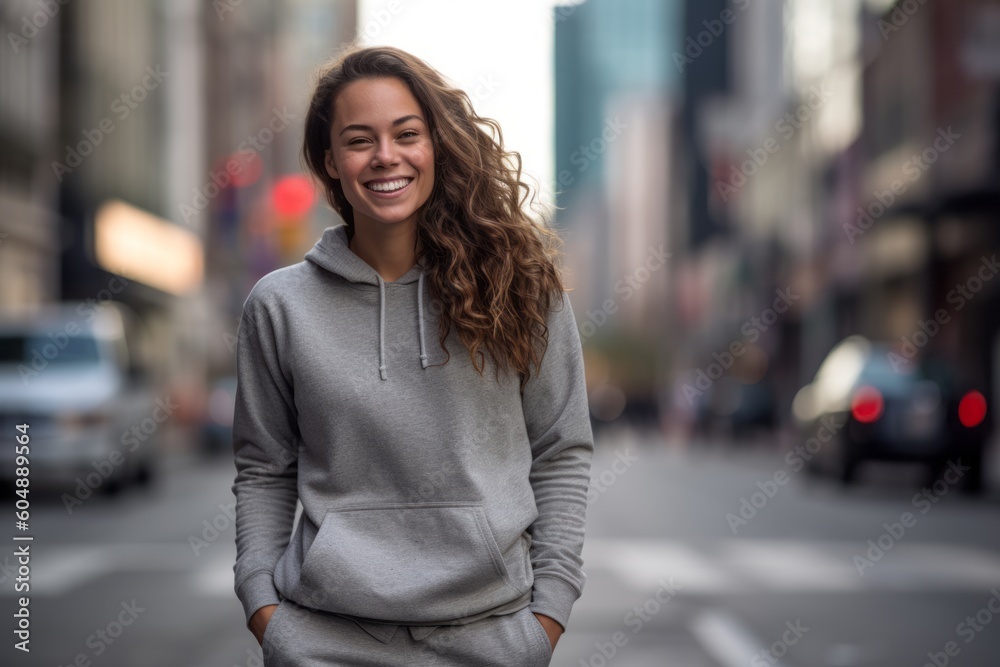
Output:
top-left (261, 598), bottom-right (554, 666)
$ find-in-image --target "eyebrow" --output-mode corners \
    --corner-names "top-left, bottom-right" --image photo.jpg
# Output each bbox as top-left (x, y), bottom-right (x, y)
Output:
top-left (339, 115), bottom-right (425, 136)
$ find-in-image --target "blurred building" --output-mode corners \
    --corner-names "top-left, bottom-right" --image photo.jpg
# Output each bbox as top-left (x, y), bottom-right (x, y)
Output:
top-left (853, 0), bottom-right (1000, 400)
top-left (0, 0), bottom-right (61, 307)
top-left (675, 0), bottom-right (1000, 435)
top-left (0, 0), bottom-right (357, 429)
top-left (201, 0), bottom-right (355, 377)
top-left (554, 0), bottom-right (682, 421)
top-left (49, 0), bottom-right (210, 419)
top-left (672, 0), bottom-right (810, 433)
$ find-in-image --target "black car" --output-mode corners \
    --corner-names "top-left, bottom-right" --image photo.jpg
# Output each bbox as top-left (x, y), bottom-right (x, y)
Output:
top-left (791, 336), bottom-right (990, 494)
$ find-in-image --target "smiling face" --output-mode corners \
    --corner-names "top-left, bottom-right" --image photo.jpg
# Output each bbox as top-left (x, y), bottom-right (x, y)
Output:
top-left (325, 77), bottom-right (436, 232)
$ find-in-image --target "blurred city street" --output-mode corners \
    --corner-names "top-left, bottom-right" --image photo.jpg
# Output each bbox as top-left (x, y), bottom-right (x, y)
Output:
top-left (1, 426), bottom-right (998, 666)
top-left (3, 0), bottom-right (1000, 663)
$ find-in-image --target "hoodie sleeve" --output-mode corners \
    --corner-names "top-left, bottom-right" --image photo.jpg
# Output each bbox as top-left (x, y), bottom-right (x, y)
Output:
top-left (231, 294), bottom-right (301, 627)
top-left (523, 290), bottom-right (594, 631)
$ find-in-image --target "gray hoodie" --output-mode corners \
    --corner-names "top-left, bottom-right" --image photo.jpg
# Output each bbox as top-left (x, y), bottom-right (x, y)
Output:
top-left (231, 224), bottom-right (594, 643)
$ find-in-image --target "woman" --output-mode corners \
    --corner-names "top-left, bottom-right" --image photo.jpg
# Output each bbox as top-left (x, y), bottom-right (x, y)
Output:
top-left (231, 44), bottom-right (594, 666)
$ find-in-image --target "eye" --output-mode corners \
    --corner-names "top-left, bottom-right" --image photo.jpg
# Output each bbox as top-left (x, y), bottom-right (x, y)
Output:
top-left (347, 137), bottom-right (369, 145)
top-left (400, 130), bottom-right (419, 139)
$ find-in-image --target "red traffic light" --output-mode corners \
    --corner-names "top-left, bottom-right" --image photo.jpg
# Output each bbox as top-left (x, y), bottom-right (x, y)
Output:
top-left (959, 390), bottom-right (987, 428)
top-left (272, 174), bottom-right (316, 218)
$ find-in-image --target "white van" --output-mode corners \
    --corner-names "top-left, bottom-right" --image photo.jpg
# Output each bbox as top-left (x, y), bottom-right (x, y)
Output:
top-left (0, 302), bottom-right (159, 496)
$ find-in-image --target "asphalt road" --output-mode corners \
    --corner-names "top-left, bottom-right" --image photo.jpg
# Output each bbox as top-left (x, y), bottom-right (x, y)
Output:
top-left (1, 425), bottom-right (999, 666)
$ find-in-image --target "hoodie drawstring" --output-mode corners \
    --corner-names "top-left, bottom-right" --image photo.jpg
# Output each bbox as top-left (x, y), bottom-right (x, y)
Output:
top-left (376, 269), bottom-right (429, 380)
top-left (377, 274), bottom-right (388, 380)
top-left (417, 270), bottom-right (429, 370)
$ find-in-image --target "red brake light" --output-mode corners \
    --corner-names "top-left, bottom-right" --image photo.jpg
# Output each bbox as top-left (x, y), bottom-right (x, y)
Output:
top-left (851, 385), bottom-right (884, 423)
top-left (959, 390), bottom-right (987, 428)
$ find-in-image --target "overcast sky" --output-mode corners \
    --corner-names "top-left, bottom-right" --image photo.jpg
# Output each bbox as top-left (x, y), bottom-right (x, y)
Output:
top-left (357, 0), bottom-right (573, 208)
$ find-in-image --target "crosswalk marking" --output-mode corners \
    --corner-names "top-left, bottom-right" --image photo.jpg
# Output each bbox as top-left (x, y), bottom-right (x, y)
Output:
top-left (690, 610), bottom-right (798, 667)
top-left (584, 539), bottom-right (742, 593)
top-left (581, 538), bottom-right (1000, 594)
top-left (29, 545), bottom-right (110, 597)
top-left (717, 541), bottom-right (865, 592)
top-left (0, 542), bottom-right (195, 597)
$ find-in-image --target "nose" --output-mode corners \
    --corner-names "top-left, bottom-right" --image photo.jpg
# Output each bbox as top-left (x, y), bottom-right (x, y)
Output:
top-left (371, 137), bottom-right (398, 168)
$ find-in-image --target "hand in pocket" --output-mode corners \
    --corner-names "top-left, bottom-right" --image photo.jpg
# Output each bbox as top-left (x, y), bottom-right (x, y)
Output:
top-left (533, 612), bottom-right (563, 652)
top-left (250, 604), bottom-right (280, 646)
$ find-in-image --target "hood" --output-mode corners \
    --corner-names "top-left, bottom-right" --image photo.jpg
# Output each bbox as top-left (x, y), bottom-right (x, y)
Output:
top-left (304, 225), bottom-right (430, 381)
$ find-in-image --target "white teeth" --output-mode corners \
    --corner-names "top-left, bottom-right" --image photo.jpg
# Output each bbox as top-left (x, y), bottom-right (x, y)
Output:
top-left (366, 178), bottom-right (412, 192)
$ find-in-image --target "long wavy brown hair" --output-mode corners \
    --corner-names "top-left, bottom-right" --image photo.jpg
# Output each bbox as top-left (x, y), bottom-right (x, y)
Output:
top-left (302, 44), bottom-right (567, 391)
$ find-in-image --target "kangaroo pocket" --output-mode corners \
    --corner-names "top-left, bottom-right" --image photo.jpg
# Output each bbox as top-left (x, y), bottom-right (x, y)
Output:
top-left (295, 501), bottom-right (520, 622)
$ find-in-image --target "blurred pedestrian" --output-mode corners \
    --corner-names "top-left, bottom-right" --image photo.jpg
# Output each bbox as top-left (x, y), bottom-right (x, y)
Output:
top-left (231, 45), bottom-right (593, 666)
